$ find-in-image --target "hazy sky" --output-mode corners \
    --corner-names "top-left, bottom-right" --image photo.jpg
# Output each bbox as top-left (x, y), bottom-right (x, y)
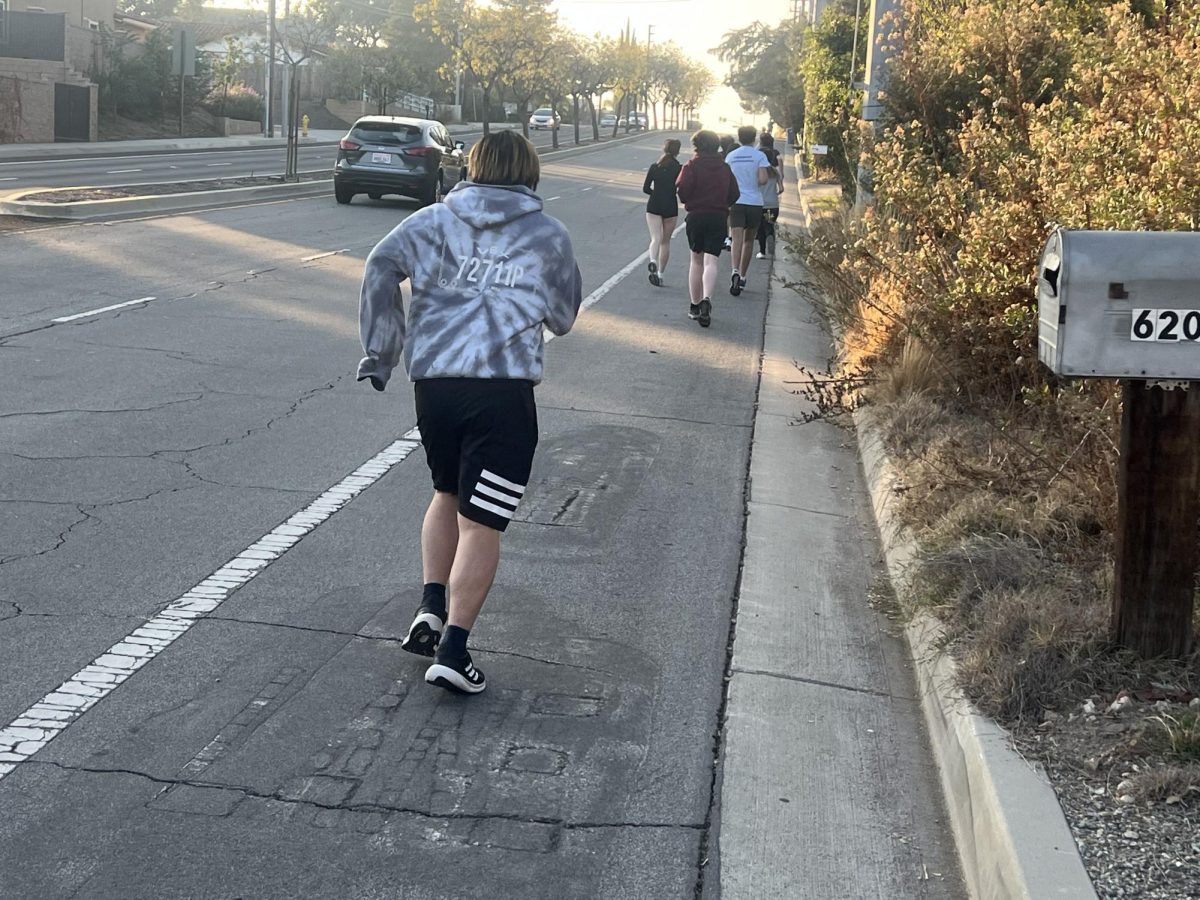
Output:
top-left (552, 0), bottom-right (790, 126)
top-left (217, 0), bottom-right (790, 125)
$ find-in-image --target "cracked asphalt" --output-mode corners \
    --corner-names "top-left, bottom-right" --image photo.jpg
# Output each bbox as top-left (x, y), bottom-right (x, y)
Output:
top-left (0, 135), bottom-right (759, 898)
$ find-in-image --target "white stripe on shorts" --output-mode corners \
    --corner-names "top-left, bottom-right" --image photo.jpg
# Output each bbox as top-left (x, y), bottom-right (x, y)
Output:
top-left (469, 495), bottom-right (515, 520)
top-left (474, 482), bottom-right (521, 508)
top-left (480, 469), bottom-right (526, 496)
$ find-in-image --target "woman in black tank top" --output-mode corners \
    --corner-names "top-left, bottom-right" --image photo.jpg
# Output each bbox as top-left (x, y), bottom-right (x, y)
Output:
top-left (643, 139), bottom-right (682, 287)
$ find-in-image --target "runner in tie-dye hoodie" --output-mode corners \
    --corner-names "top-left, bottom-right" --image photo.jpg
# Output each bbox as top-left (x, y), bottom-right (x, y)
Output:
top-left (357, 130), bottom-right (583, 695)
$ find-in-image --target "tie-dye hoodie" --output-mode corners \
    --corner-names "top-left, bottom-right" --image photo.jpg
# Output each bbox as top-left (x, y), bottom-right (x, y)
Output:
top-left (357, 182), bottom-right (583, 389)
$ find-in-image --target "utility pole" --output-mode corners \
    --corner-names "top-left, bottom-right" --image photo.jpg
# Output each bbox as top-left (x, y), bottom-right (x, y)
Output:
top-left (281, 0), bottom-right (290, 143)
top-left (265, 0), bottom-right (276, 137)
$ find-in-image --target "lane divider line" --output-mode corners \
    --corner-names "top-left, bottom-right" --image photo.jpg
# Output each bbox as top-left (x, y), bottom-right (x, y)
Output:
top-left (0, 224), bottom-right (682, 784)
top-left (52, 297), bottom-right (157, 323)
top-left (0, 428), bottom-right (423, 782)
top-left (300, 248), bottom-right (351, 262)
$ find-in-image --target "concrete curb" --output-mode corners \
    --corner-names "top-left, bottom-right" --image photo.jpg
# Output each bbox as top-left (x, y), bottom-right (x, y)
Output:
top-left (0, 179), bottom-right (331, 221)
top-left (852, 388), bottom-right (1098, 900)
top-left (0, 137), bottom-right (340, 163)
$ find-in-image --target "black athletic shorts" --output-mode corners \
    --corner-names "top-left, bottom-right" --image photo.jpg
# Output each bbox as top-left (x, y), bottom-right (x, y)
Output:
top-left (686, 211), bottom-right (729, 256)
top-left (413, 378), bottom-right (538, 532)
top-left (729, 203), bottom-right (764, 230)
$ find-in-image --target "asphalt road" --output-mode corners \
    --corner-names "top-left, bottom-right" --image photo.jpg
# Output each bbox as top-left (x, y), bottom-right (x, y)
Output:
top-left (0, 133), bottom-right (757, 898)
top-left (0, 125), bottom-right (596, 192)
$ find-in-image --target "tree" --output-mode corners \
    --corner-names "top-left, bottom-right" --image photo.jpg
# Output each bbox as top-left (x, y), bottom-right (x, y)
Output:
top-left (210, 35), bottom-right (246, 117)
top-left (564, 35), bottom-right (605, 143)
top-left (506, 12), bottom-right (561, 139)
top-left (418, 0), bottom-right (515, 133)
top-left (116, 0), bottom-right (179, 19)
top-left (277, 10), bottom-right (333, 179)
top-left (715, 20), bottom-right (803, 127)
top-left (798, 0), bottom-right (867, 191)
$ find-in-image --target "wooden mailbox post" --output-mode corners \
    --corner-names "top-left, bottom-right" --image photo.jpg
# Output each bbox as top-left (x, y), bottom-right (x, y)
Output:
top-left (1038, 229), bottom-right (1200, 657)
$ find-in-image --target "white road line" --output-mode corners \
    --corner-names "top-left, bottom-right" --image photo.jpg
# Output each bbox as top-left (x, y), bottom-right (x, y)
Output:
top-left (580, 187), bottom-right (593, 192)
top-left (300, 248), bottom-right (351, 262)
top-left (0, 431), bottom-right (423, 783)
top-left (544, 195), bottom-right (561, 202)
top-left (0, 177), bottom-right (17, 182)
top-left (0, 237), bottom-right (661, 783)
top-left (51, 297), bottom-right (156, 323)
top-left (106, 168), bottom-right (142, 174)
top-left (207, 163), bottom-right (233, 167)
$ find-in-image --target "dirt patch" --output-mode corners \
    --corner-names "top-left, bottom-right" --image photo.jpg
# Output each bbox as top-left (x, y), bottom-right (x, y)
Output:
top-left (17, 171), bottom-right (329, 204)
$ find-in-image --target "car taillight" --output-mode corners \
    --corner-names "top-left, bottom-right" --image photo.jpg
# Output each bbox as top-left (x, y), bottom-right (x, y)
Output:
top-left (339, 139), bottom-right (361, 151)
top-left (403, 147), bottom-right (437, 157)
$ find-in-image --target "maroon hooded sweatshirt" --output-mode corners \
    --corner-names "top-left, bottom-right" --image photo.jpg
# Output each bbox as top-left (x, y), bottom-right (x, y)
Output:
top-left (675, 155), bottom-right (740, 216)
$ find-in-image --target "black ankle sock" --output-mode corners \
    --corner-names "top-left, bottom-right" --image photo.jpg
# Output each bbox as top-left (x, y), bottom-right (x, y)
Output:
top-left (422, 583), bottom-right (447, 619)
top-left (439, 625), bottom-right (469, 659)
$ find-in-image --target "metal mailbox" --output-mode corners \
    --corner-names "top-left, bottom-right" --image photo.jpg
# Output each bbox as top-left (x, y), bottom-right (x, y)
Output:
top-left (1038, 228), bottom-right (1200, 378)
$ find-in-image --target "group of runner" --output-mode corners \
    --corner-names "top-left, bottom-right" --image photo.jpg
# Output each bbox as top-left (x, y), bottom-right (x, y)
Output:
top-left (355, 126), bottom-right (785, 696)
top-left (642, 125), bottom-right (784, 328)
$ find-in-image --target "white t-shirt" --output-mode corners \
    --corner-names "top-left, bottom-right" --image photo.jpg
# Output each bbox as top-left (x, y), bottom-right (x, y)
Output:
top-left (724, 144), bottom-right (771, 206)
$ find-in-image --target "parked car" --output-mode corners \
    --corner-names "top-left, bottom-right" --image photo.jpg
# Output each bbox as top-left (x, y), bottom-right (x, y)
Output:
top-left (599, 112), bottom-right (618, 128)
top-left (333, 116), bottom-right (466, 207)
top-left (618, 113), bottom-right (648, 131)
top-left (528, 108), bottom-right (561, 130)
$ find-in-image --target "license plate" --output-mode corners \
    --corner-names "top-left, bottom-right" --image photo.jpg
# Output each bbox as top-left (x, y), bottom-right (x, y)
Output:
top-left (370, 152), bottom-right (391, 164)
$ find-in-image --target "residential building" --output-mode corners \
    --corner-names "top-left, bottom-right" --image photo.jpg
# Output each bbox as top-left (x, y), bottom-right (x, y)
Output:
top-left (0, 8), bottom-right (99, 142)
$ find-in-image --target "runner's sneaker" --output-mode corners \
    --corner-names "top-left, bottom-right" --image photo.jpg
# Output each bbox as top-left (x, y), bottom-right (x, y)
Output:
top-left (688, 302), bottom-right (701, 319)
top-left (648, 260), bottom-right (661, 287)
top-left (698, 298), bottom-right (712, 328)
top-left (425, 650), bottom-right (486, 694)
top-left (739, 276), bottom-right (748, 293)
top-left (730, 273), bottom-right (742, 296)
top-left (401, 607), bottom-right (444, 657)
top-left (756, 251), bottom-right (767, 260)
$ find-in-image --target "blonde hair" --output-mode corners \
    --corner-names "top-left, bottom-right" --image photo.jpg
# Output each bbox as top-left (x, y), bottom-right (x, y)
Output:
top-left (467, 130), bottom-right (540, 190)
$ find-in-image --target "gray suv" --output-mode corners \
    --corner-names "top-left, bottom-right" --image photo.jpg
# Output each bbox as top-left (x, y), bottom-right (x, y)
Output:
top-left (334, 116), bottom-right (466, 207)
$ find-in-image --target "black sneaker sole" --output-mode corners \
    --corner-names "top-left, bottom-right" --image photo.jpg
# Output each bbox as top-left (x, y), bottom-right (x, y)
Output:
top-left (425, 663), bottom-right (486, 694)
top-left (698, 299), bottom-right (712, 328)
top-left (400, 613), bottom-right (443, 657)
top-left (730, 278), bottom-right (742, 297)
top-left (648, 273), bottom-right (661, 286)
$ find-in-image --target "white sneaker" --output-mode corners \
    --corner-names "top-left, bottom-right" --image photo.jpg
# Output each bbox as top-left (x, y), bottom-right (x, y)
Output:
top-left (756, 252), bottom-right (766, 259)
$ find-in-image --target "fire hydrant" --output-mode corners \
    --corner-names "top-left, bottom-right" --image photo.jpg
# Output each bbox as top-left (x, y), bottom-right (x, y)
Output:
top-left (301, 114), bottom-right (310, 137)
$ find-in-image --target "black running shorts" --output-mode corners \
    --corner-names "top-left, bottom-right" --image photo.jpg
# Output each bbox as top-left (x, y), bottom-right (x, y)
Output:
top-left (686, 211), bottom-right (729, 257)
top-left (729, 203), bottom-right (764, 230)
top-left (413, 378), bottom-right (538, 532)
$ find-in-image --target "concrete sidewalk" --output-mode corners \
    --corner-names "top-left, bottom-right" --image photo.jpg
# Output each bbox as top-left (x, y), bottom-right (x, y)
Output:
top-left (714, 163), bottom-right (966, 896)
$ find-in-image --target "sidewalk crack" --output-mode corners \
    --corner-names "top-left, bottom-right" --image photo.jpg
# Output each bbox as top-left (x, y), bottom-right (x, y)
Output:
top-left (730, 666), bottom-right (916, 702)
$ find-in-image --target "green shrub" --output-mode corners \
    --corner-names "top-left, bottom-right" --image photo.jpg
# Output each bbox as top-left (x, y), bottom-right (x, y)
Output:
top-left (206, 84), bottom-right (262, 122)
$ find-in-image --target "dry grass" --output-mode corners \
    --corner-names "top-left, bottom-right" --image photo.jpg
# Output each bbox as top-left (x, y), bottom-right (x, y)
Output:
top-left (1121, 766), bottom-right (1200, 805)
top-left (1153, 713), bottom-right (1200, 763)
top-left (788, 187), bottom-right (1199, 729)
top-left (873, 336), bottom-right (941, 403)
